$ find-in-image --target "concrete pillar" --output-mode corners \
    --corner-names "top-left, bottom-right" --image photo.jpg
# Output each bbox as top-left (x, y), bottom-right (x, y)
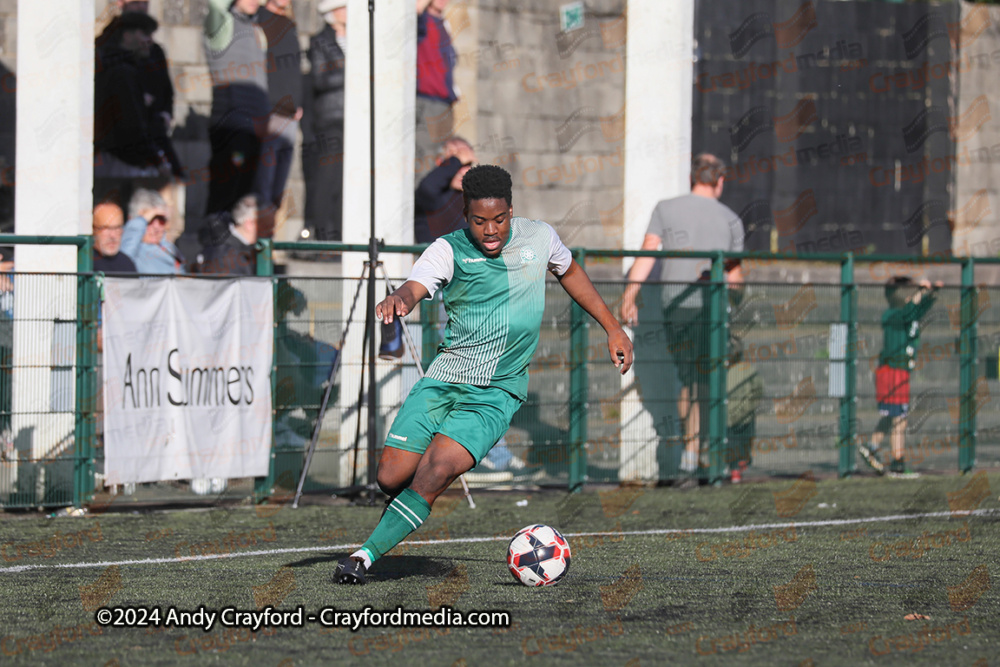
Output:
top-left (619, 0), bottom-right (693, 483)
top-left (339, 0), bottom-right (416, 485)
top-left (13, 0), bottom-right (93, 262)
top-left (10, 0), bottom-right (94, 466)
top-left (445, 0), bottom-right (477, 147)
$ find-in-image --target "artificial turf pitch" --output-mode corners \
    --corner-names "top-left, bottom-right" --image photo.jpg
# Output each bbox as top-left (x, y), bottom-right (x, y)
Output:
top-left (0, 473), bottom-right (997, 666)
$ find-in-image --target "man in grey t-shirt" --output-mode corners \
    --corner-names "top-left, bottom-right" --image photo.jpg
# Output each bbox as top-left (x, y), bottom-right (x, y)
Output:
top-left (620, 153), bottom-right (745, 479)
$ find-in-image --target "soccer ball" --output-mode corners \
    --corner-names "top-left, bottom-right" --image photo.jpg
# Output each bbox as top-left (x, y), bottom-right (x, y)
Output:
top-left (507, 524), bottom-right (571, 587)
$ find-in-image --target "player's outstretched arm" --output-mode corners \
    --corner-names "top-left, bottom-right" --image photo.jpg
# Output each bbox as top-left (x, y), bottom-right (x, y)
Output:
top-left (376, 281), bottom-right (430, 324)
top-left (556, 260), bottom-right (634, 374)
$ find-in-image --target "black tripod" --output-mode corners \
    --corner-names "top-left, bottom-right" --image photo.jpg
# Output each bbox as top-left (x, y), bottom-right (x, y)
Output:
top-left (291, 261), bottom-right (476, 509)
top-left (290, 261), bottom-right (370, 508)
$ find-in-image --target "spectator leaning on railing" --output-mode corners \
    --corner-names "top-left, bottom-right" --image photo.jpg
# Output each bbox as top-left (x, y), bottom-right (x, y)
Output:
top-left (121, 189), bottom-right (185, 274)
top-left (93, 202), bottom-right (138, 275)
top-left (92, 202), bottom-right (137, 358)
top-left (858, 276), bottom-right (943, 477)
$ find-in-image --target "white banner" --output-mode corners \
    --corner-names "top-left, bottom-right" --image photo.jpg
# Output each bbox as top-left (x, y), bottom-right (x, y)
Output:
top-left (102, 278), bottom-right (273, 484)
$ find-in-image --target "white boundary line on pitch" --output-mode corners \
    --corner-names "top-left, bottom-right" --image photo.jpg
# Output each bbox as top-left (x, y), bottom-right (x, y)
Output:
top-left (0, 508), bottom-right (993, 575)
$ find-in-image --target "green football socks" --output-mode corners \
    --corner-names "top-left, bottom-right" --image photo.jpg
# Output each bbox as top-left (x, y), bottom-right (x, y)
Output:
top-left (356, 488), bottom-right (432, 565)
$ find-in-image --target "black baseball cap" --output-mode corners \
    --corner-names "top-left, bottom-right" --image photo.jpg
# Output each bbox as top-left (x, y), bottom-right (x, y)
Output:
top-left (117, 11), bottom-right (158, 34)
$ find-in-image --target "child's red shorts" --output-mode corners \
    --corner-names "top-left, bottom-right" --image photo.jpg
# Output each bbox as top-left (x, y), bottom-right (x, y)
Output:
top-left (875, 365), bottom-right (910, 405)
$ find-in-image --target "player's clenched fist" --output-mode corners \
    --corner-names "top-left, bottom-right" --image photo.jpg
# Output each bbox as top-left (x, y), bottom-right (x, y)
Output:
top-left (608, 327), bottom-right (634, 375)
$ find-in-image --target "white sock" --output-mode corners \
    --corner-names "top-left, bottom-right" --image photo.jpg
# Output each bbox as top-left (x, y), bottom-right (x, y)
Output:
top-left (351, 548), bottom-right (373, 569)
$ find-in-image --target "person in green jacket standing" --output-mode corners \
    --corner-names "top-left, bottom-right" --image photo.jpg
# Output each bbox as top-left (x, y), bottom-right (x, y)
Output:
top-left (859, 276), bottom-right (942, 476)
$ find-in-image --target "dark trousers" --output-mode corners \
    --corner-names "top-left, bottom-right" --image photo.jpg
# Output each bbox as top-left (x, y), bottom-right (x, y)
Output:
top-left (206, 127), bottom-right (261, 216)
top-left (303, 123), bottom-right (344, 241)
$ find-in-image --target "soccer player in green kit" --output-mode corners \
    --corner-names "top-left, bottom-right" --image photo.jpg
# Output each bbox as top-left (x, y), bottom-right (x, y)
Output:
top-left (334, 165), bottom-right (634, 584)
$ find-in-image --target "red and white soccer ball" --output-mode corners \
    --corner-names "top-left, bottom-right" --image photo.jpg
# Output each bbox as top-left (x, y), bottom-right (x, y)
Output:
top-left (507, 524), bottom-right (571, 587)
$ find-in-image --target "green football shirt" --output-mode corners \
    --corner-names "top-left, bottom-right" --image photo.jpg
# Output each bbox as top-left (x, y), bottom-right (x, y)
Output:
top-left (408, 217), bottom-right (573, 400)
top-left (879, 294), bottom-right (936, 370)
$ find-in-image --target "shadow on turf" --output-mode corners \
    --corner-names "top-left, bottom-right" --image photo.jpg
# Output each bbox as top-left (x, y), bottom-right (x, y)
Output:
top-left (283, 554), bottom-right (471, 581)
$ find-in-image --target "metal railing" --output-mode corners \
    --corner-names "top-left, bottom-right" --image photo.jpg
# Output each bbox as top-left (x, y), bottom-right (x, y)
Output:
top-left (576, 248), bottom-right (990, 485)
top-left (0, 235), bottom-right (96, 509)
top-left (0, 236), bottom-right (991, 509)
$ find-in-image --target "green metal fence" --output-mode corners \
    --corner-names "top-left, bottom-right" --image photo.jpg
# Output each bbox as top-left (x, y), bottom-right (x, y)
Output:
top-left (0, 235), bottom-right (96, 510)
top-left (0, 237), bottom-right (993, 511)
top-left (575, 249), bottom-right (988, 487)
top-left (253, 243), bottom-right (992, 497)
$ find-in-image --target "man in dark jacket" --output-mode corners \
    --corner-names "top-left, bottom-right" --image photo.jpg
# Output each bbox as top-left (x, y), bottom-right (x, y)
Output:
top-left (303, 0), bottom-right (347, 242)
top-left (414, 138), bottom-right (475, 243)
top-left (197, 195), bottom-right (258, 276)
top-left (98, 1), bottom-right (184, 180)
top-left (93, 202), bottom-right (138, 274)
top-left (256, 0), bottom-right (304, 239)
top-left (94, 12), bottom-right (174, 179)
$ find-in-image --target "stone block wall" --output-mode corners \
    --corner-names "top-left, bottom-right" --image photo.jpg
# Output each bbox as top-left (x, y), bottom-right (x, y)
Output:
top-left (0, 0), bottom-right (630, 274)
top-left (474, 0), bottom-right (627, 279)
top-left (953, 1), bottom-right (1000, 260)
top-left (2, 1), bottom-right (996, 269)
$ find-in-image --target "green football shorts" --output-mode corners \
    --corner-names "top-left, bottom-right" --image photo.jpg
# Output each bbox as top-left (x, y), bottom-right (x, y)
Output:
top-left (384, 377), bottom-right (523, 465)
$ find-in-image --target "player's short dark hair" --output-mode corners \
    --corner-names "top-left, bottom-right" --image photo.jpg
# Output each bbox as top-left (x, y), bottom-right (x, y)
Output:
top-left (885, 275), bottom-right (914, 308)
top-left (462, 165), bottom-right (512, 207)
top-left (690, 153), bottom-right (726, 187)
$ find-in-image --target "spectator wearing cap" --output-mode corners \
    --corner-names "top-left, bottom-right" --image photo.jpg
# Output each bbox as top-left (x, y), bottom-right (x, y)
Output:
top-left (93, 202), bottom-right (138, 274)
top-left (99, 1), bottom-right (184, 181)
top-left (303, 0), bottom-right (347, 241)
top-left (95, 11), bottom-right (175, 180)
top-left (121, 189), bottom-right (186, 274)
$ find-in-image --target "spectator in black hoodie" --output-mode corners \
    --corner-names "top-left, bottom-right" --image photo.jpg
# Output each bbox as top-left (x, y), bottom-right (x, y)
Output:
top-left (98, 1), bottom-right (184, 180)
top-left (94, 12), bottom-right (174, 180)
top-left (414, 137), bottom-right (475, 243)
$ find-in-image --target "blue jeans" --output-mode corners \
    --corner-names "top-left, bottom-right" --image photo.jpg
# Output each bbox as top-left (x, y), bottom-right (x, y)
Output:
top-left (254, 115), bottom-right (299, 210)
